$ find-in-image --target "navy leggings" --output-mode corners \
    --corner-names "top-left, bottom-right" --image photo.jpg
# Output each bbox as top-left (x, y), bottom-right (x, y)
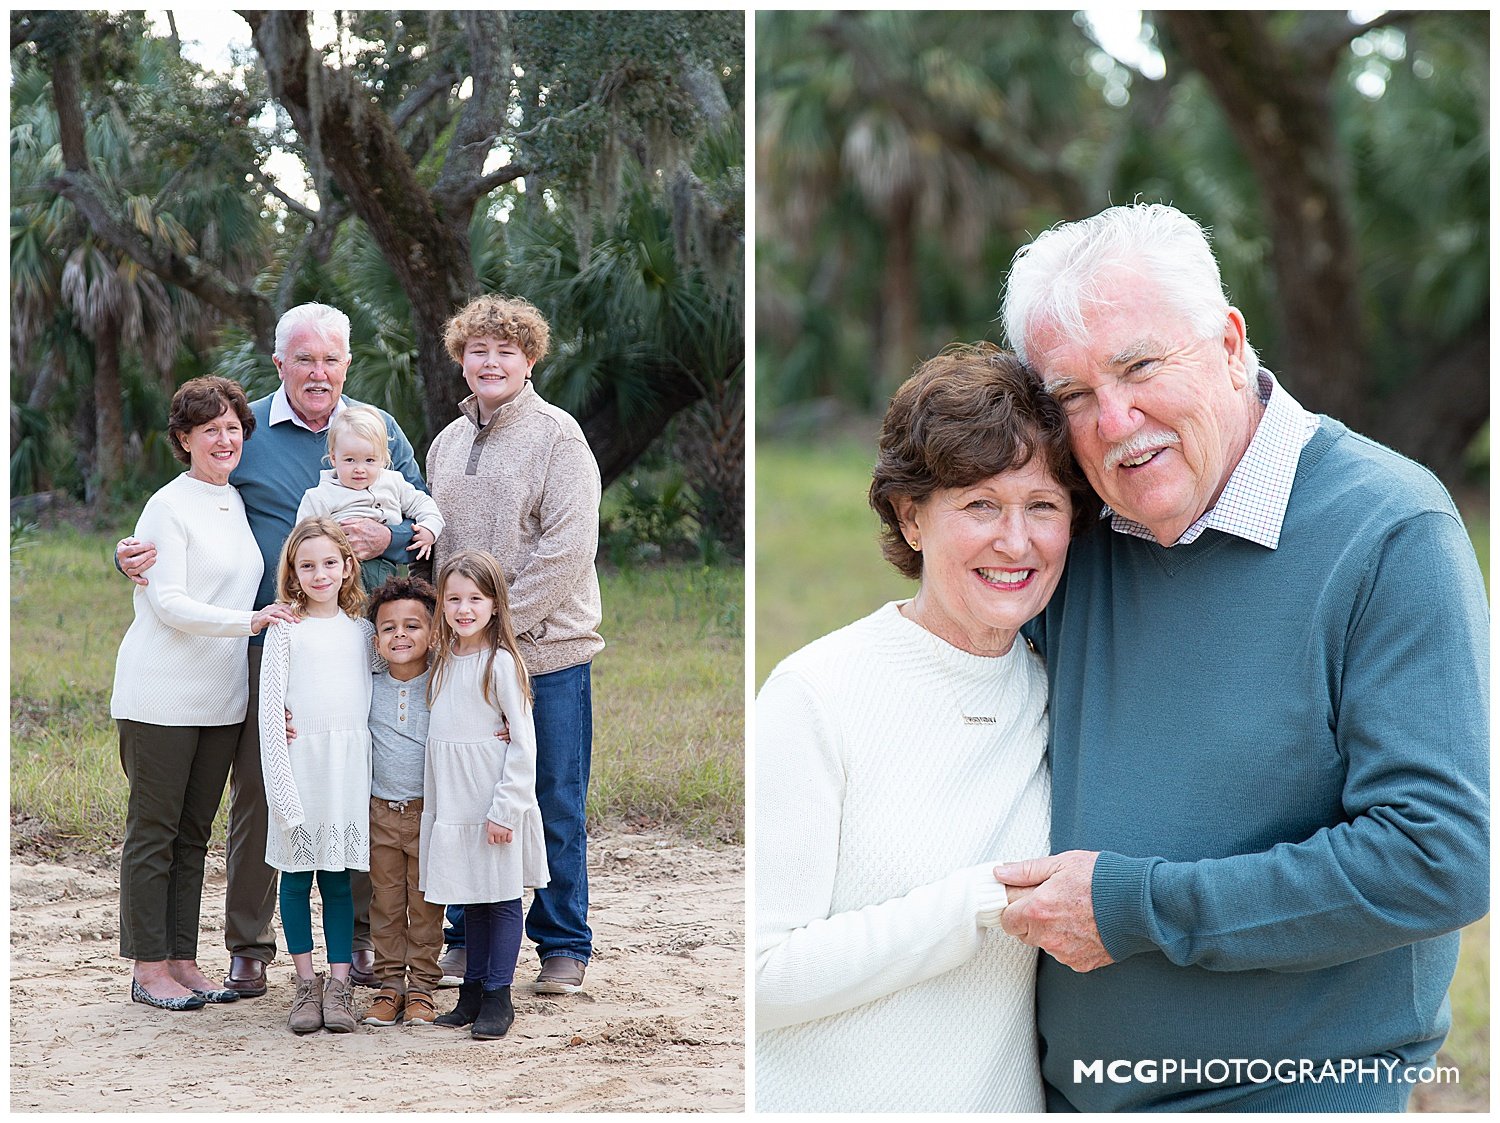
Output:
top-left (464, 898), bottom-right (523, 989)
top-left (279, 869), bottom-right (353, 963)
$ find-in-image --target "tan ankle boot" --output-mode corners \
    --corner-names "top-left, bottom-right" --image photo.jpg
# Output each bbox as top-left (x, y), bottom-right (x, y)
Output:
top-left (289, 972), bottom-right (324, 1034)
top-left (322, 974), bottom-right (357, 1033)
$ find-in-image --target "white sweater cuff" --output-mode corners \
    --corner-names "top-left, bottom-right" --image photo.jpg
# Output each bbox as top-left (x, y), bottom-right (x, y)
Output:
top-left (966, 863), bottom-right (1011, 928)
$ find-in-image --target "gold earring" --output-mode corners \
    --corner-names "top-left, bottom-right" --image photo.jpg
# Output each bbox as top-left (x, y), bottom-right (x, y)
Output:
top-left (909, 539), bottom-right (919, 551)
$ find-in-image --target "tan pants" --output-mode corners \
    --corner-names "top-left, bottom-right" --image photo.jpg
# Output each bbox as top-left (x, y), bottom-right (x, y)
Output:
top-left (368, 797), bottom-right (444, 993)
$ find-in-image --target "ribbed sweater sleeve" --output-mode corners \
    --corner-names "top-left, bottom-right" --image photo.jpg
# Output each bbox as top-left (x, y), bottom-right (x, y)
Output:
top-left (486, 651), bottom-right (538, 831)
top-left (137, 486), bottom-right (255, 638)
top-left (1093, 508), bottom-right (1490, 971)
top-left (755, 662), bottom-right (1012, 1032)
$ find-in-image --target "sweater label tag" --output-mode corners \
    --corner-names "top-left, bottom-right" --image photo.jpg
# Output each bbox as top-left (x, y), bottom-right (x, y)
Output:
top-left (963, 715), bottom-right (996, 725)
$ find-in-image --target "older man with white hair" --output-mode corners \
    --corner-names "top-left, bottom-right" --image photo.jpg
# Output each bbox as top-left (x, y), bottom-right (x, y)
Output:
top-left (117, 302), bottom-right (427, 997)
top-left (994, 204), bottom-right (1488, 1111)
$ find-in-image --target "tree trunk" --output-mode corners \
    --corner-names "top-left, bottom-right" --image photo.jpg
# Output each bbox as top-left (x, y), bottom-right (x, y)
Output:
top-left (1162, 12), bottom-right (1369, 429)
top-left (676, 367), bottom-right (746, 553)
top-left (878, 189), bottom-right (919, 402)
top-left (580, 364), bottom-right (709, 491)
top-left (1373, 312), bottom-right (1489, 482)
top-left (92, 313), bottom-right (126, 492)
top-left (414, 324), bottom-right (459, 459)
top-left (246, 10), bottom-right (479, 444)
top-left (74, 361), bottom-right (97, 503)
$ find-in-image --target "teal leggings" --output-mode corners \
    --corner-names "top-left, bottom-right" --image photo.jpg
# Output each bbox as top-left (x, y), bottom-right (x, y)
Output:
top-left (279, 870), bottom-right (353, 963)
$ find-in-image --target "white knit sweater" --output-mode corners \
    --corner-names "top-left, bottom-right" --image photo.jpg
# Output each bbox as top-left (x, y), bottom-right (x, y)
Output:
top-left (110, 473), bottom-right (261, 726)
top-left (754, 601), bottom-right (1050, 1113)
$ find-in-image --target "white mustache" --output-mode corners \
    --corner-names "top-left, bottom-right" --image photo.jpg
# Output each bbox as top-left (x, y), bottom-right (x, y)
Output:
top-left (1105, 431), bottom-right (1180, 471)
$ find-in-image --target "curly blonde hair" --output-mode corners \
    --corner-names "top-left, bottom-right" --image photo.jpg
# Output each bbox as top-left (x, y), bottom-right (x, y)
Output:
top-left (443, 294), bottom-right (551, 365)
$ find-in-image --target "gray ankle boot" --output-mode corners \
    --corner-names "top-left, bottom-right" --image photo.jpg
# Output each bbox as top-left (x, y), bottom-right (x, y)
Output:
top-left (322, 974), bottom-right (357, 1033)
top-left (288, 972), bottom-right (324, 1034)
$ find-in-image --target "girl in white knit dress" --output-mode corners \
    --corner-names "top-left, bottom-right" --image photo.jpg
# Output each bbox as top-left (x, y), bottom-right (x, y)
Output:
top-left (422, 549), bottom-right (548, 1041)
top-left (260, 517), bottom-right (375, 1035)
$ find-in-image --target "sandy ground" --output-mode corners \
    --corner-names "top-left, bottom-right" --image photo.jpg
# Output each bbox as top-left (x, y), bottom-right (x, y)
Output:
top-left (10, 827), bottom-right (744, 1112)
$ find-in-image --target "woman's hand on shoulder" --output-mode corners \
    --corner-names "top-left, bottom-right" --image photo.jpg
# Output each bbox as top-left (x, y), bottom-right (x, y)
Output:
top-left (486, 820), bottom-right (513, 845)
top-left (251, 603), bottom-right (300, 635)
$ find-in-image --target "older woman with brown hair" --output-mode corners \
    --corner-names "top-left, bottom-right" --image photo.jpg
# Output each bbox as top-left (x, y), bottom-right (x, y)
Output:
top-left (109, 376), bottom-right (298, 1011)
top-left (754, 344), bottom-right (1096, 1112)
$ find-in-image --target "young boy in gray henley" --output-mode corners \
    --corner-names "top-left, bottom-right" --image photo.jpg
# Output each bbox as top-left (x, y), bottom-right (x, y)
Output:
top-left (359, 577), bottom-right (446, 1028)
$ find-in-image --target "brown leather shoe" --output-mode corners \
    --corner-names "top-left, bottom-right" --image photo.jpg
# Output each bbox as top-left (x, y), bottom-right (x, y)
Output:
top-left (350, 948), bottom-right (378, 988)
top-left (223, 956), bottom-right (268, 998)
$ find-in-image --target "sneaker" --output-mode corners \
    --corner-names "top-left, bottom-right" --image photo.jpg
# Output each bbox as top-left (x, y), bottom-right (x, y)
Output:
top-left (534, 956), bottom-right (586, 995)
top-left (288, 973), bottom-right (324, 1034)
top-left (437, 946), bottom-right (466, 988)
top-left (404, 990), bottom-right (437, 1026)
top-left (362, 987), bottom-right (404, 1027)
top-left (322, 975), bottom-right (358, 1033)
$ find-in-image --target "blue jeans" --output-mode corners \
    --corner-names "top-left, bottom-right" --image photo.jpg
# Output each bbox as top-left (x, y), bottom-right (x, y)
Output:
top-left (445, 662), bottom-right (593, 963)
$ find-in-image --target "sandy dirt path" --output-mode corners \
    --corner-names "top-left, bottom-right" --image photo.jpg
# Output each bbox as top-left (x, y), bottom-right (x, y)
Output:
top-left (10, 827), bottom-right (744, 1112)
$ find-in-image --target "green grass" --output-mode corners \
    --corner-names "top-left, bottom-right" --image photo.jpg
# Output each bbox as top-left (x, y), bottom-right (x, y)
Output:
top-left (591, 563), bottom-right (743, 838)
top-left (757, 433), bottom-right (1490, 1108)
top-left (754, 433), bottom-right (913, 685)
top-left (1423, 915), bottom-right (1489, 1111)
top-left (10, 524), bottom-right (744, 846)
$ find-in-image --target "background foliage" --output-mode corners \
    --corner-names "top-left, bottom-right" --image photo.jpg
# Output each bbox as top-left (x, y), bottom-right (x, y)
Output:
top-left (12, 10), bottom-right (744, 552)
top-left (756, 10), bottom-right (1488, 488)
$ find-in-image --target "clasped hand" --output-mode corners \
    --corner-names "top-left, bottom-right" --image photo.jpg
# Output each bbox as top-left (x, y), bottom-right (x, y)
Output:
top-left (993, 849), bottom-right (1114, 973)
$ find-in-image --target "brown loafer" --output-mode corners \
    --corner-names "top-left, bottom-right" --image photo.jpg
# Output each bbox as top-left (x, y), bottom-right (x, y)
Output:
top-left (349, 948), bottom-right (378, 988)
top-left (223, 955), bottom-right (268, 998)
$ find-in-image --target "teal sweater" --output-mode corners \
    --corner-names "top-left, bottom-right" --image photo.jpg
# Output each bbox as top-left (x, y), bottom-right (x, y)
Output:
top-left (1028, 419), bottom-right (1489, 1111)
top-left (232, 395), bottom-right (423, 641)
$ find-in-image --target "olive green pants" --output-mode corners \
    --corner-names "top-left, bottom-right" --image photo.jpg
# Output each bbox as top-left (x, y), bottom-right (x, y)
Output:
top-left (117, 718), bottom-right (239, 961)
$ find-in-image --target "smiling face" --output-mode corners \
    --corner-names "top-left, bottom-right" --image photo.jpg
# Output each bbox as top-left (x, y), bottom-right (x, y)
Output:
top-left (895, 454), bottom-right (1072, 656)
top-left (461, 334), bottom-right (534, 421)
top-left (442, 572), bottom-right (497, 653)
top-left (274, 326), bottom-right (350, 431)
top-left (181, 406), bottom-right (244, 486)
top-left (293, 535), bottom-right (352, 616)
top-left (1029, 274), bottom-right (1258, 545)
top-left (331, 432), bottom-right (383, 491)
top-left (374, 598), bottom-right (434, 678)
